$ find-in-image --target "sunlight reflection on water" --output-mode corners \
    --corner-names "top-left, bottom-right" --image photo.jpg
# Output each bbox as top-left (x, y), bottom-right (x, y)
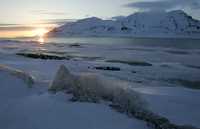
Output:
top-left (38, 36), bottom-right (45, 44)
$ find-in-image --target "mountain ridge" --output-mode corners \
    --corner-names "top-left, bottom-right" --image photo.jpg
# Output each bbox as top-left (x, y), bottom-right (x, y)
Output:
top-left (48, 10), bottom-right (200, 38)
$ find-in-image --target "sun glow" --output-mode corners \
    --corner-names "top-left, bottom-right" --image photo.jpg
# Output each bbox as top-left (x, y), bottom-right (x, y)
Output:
top-left (32, 28), bottom-right (48, 44)
top-left (38, 37), bottom-right (44, 43)
top-left (33, 28), bottom-right (48, 37)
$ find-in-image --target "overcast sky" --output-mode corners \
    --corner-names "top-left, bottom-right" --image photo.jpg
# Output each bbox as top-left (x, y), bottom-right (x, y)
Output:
top-left (0, 0), bottom-right (200, 25)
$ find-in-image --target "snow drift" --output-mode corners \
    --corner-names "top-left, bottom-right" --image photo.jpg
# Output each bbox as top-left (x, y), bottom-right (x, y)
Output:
top-left (0, 64), bottom-right (34, 87)
top-left (49, 65), bottom-right (199, 129)
top-left (49, 65), bottom-right (146, 111)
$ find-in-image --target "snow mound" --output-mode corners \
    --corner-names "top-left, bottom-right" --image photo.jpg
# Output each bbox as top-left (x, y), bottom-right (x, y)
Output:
top-left (49, 65), bottom-right (146, 111)
top-left (0, 64), bottom-right (34, 87)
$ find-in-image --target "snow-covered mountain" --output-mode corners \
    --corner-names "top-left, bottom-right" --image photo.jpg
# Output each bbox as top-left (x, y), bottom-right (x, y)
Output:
top-left (48, 10), bottom-right (200, 38)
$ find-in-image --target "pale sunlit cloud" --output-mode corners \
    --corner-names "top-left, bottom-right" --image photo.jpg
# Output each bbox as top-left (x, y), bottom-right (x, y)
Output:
top-left (125, 0), bottom-right (200, 11)
top-left (30, 10), bottom-right (68, 16)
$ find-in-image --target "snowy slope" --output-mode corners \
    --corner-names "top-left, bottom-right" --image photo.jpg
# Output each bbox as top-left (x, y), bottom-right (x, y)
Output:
top-left (0, 65), bottom-right (148, 129)
top-left (48, 10), bottom-right (200, 38)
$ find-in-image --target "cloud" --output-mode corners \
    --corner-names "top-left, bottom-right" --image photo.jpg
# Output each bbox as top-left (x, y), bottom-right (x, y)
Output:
top-left (0, 24), bottom-right (20, 26)
top-left (39, 18), bottom-right (76, 25)
top-left (30, 10), bottom-right (68, 16)
top-left (125, 0), bottom-right (200, 11)
top-left (0, 26), bottom-right (34, 31)
top-left (0, 18), bottom-right (76, 31)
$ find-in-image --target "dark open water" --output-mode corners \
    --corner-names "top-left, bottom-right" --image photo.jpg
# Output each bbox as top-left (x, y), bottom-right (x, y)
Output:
top-left (2, 37), bottom-right (200, 49)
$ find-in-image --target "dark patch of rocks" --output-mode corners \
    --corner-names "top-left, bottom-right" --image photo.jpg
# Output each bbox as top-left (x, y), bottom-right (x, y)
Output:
top-left (106, 60), bottom-right (153, 66)
top-left (184, 64), bottom-right (200, 70)
top-left (166, 78), bottom-right (200, 90)
top-left (134, 80), bottom-right (143, 83)
top-left (132, 71), bottom-right (137, 73)
top-left (95, 66), bottom-right (121, 71)
top-left (69, 43), bottom-right (82, 47)
top-left (16, 52), bottom-right (70, 60)
top-left (165, 50), bottom-right (190, 55)
top-left (17, 52), bottom-right (103, 61)
top-left (110, 104), bottom-right (199, 129)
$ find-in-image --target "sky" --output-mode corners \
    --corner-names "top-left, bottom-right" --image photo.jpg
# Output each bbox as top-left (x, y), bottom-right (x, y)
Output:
top-left (0, 0), bottom-right (134, 24)
top-left (0, 0), bottom-right (200, 38)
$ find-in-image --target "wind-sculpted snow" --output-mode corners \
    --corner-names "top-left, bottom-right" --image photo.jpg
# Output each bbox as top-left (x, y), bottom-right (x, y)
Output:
top-left (49, 65), bottom-right (200, 129)
top-left (48, 10), bottom-right (200, 38)
top-left (49, 65), bottom-right (146, 110)
top-left (0, 64), bottom-right (34, 87)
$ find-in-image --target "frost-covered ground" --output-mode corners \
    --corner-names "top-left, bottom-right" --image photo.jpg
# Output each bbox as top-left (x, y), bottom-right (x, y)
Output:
top-left (0, 38), bottom-right (200, 129)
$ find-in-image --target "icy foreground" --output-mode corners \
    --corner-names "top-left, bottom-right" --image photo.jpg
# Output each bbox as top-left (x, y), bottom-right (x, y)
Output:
top-left (0, 39), bottom-right (200, 128)
top-left (48, 10), bottom-right (200, 38)
top-left (0, 65), bottom-right (148, 129)
top-left (49, 65), bottom-right (200, 129)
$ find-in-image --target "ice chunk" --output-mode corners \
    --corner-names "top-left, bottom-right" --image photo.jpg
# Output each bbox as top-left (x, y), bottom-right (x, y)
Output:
top-left (49, 65), bottom-right (76, 91)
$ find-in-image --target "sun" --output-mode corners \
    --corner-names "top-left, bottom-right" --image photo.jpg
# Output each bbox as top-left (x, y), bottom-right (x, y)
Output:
top-left (33, 28), bottom-right (48, 37)
top-left (32, 28), bottom-right (48, 44)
